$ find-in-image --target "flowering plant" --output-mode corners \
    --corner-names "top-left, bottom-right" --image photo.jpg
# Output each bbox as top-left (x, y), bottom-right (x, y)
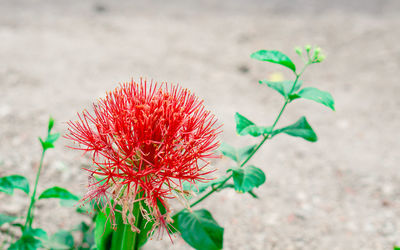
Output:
top-left (65, 81), bottom-right (221, 240)
top-left (0, 45), bottom-right (335, 250)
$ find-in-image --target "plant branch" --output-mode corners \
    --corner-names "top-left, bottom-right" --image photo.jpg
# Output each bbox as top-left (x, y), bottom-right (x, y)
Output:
top-left (24, 149), bottom-right (46, 229)
top-left (188, 62), bottom-right (310, 209)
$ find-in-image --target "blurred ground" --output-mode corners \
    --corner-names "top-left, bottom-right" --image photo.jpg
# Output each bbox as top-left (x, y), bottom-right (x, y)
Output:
top-left (1, 0), bottom-right (400, 249)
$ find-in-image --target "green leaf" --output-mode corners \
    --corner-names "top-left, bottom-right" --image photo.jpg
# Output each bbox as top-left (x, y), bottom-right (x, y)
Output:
top-left (235, 113), bottom-right (271, 137)
top-left (47, 133), bottom-right (60, 144)
top-left (38, 187), bottom-right (79, 201)
top-left (0, 213), bottom-right (18, 226)
top-left (39, 137), bottom-right (54, 150)
top-left (9, 228), bottom-right (48, 250)
top-left (394, 246), bottom-right (400, 250)
top-left (259, 80), bottom-right (302, 99)
top-left (0, 175), bottom-right (30, 195)
top-left (229, 166), bottom-right (266, 193)
top-left (8, 235), bottom-right (42, 250)
top-left (47, 230), bottom-right (74, 249)
top-left (297, 87), bottom-right (335, 111)
top-left (237, 144), bottom-right (258, 162)
top-left (0, 176), bottom-right (13, 195)
top-left (183, 178), bottom-right (226, 201)
top-left (75, 222), bottom-right (90, 233)
top-left (27, 228), bottom-right (48, 240)
top-left (219, 143), bottom-right (257, 163)
top-left (219, 143), bottom-right (238, 162)
top-left (250, 50), bottom-right (296, 72)
top-left (235, 112), bottom-right (254, 134)
top-left (174, 209), bottom-right (223, 250)
top-left (272, 116), bottom-right (318, 142)
top-left (39, 132), bottom-right (60, 151)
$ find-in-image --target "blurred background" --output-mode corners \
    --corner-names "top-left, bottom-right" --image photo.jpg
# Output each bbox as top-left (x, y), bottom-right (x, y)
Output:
top-left (1, 0), bottom-right (399, 249)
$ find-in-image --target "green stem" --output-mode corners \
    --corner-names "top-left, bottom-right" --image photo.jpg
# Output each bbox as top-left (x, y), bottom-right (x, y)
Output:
top-left (24, 149), bottom-right (46, 229)
top-left (133, 207), bottom-right (143, 250)
top-left (110, 198), bottom-right (143, 250)
top-left (189, 63), bottom-right (310, 209)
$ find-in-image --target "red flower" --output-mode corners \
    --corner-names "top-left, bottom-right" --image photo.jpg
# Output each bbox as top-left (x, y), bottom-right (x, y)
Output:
top-left (65, 79), bottom-right (220, 236)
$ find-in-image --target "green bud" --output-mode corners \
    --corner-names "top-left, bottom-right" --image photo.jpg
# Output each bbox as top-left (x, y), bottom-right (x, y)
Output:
top-left (48, 117), bottom-right (55, 133)
top-left (305, 45), bottom-right (311, 52)
top-left (295, 47), bottom-right (302, 56)
top-left (316, 54), bottom-right (326, 63)
top-left (313, 47), bottom-right (321, 59)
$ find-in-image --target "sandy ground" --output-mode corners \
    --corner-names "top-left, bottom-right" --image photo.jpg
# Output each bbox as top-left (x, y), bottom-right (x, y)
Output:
top-left (1, 0), bottom-right (400, 249)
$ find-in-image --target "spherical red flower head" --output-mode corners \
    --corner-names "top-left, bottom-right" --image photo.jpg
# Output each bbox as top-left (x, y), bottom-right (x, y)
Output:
top-left (66, 79), bottom-right (220, 236)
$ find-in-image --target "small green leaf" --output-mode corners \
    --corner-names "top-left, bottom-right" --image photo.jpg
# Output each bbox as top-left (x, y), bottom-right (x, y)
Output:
top-left (0, 175), bottom-right (30, 195)
top-left (0, 177), bottom-right (13, 194)
top-left (39, 137), bottom-right (54, 150)
top-left (59, 199), bottom-right (77, 207)
top-left (219, 143), bottom-right (238, 162)
top-left (229, 165), bottom-right (266, 193)
top-left (0, 213), bottom-right (18, 226)
top-left (27, 228), bottom-right (49, 240)
top-left (38, 187), bottom-right (79, 201)
top-left (219, 143), bottom-right (258, 164)
top-left (9, 227), bottom-right (49, 250)
top-left (272, 116), bottom-right (318, 142)
top-left (235, 113), bottom-right (271, 137)
top-left (174, 209), bottom-right (223, 250)
top-left (48, 117), bottom-right (55, 133)
top-left (251, 50), bottom-right (296, 72)
top-left (394, 246), bottom-right (400, 250)
top-left (183, 177), bottom-right (225, 195)
top-left (75, 222), bottom-right (90, 233)
top-left (47, 133), bottom-right (60, 144)
top-left (237, 144), bottom-right (257, 162)
top-left (8, 235), bottom-right (42, 250)
top-left (47, 230), bottom-right (74, 249)
top-left (259, 80), bottom-right (302, 99)
top-left (297, 87), bottom-right (335, 111)
top-left (235, 112), bottom-right (254, 134)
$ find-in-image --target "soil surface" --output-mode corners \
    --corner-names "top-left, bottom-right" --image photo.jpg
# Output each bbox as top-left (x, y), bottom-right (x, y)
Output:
top-left (1, 0), bottom-right (400, 249)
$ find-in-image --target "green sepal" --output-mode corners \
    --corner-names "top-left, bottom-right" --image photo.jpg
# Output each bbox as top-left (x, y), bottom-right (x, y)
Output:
top-left (259, 80), bottom-right (302, 99)
top-left (235, 113), bottom-right (271, 137)
top-left (272, 116), bottom-right (318, 142)
top-left (38, 186), bottom-right (79, 201)
top-left (250, 50), bottom-right (296, 72)
top-left (297, 87), bottom-right (335, 111)
top-left (173, 209), bottom-right (224, 250)
top-left (228, 165), bottom-right (266, 193)
top-left (0, 175), bottom-right (30, 195)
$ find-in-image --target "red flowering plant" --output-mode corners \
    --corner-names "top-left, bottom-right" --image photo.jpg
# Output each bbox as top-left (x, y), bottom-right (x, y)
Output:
top-left (65, 81), bottom-right (221, 246)
top-left (0, 46), bottom-right (335, 250)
